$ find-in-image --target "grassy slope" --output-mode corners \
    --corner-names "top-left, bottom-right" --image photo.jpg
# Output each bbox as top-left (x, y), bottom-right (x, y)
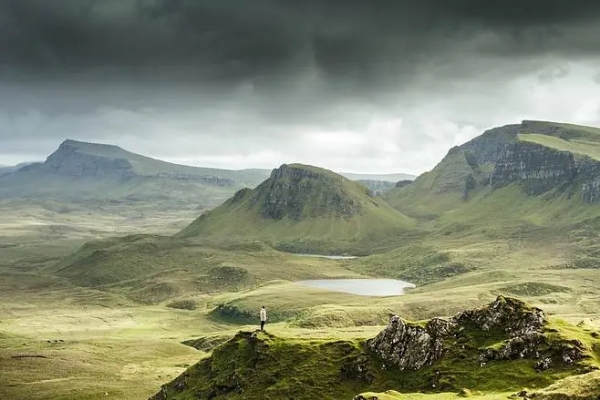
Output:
top-left (384, 149), bottom-right (490, 220)
top-left (153, 299), bottom-right (600, 400)
top-left (179, 164), bottom-right (415, 254)
top-left (519, 133), bottom-right (600, 161)
top-left (49, 235), bottom-right (365, 303)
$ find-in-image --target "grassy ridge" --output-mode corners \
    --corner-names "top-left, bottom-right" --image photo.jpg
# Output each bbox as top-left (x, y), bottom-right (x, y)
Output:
top-left (179, 164), bottom-right (415, 254)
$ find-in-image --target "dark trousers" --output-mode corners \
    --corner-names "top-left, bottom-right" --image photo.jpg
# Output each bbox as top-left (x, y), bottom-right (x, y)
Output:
top-left (261, 321), bottom-right (265, 330)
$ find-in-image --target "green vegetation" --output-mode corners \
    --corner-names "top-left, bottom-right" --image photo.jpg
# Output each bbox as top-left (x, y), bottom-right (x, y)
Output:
top-left (179, 163), bottom-right (415, 254)
top-left (152, 298), bottom-right (600, 400)
top-left (519, 133), bottom-right (600, 161)
top-left (6, 120), bottom-right (600, 399)
top-left (167, 299), bottom-right (198, 310)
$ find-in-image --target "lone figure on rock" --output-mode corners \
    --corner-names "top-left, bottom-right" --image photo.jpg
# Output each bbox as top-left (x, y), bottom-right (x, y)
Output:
top-left (260, 306), bottom-right (267, 331)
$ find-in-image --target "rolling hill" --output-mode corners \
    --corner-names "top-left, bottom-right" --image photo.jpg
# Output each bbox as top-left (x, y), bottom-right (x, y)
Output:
top-left (178, 163), bottom-right (415, 254)
top-left (0, 140), bottom-right (413, 208)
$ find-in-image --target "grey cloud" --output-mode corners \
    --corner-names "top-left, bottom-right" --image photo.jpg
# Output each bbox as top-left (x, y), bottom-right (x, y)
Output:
top-left (538, 63), bottom-right (571, 84)
top-left (2, 0), bottom-right (600, 89)
top-left (2, 1), bottom-right (600, 174)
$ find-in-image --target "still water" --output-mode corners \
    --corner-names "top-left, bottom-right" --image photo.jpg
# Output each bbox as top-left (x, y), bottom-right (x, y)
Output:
top-left (293, 253), bottom-right (358, 260)
top-left (297, 279), bottom-right (415, 296)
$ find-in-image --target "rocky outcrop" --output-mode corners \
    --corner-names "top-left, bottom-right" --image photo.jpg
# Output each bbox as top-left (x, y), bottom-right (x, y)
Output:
top-left (453, 296), bottom-right (546, 336)
top-left (253, 164), bottom-right (364, 220)
top-left (357, 180), bottom-right (396, 196)
top-left (459, 124), bottom-right (521, 165)
top-left (395, 179), bottom-right (413, 188)
top-left (150, 297), bottom-right (597, 400)
top-left (367, 316), bottom-right (455, 370)
top-left (367, 296), bottom-right (583, 373)
top-left (491, 142), bottom-right (577, 195)
top-left (154, 173), bottom-right (236, 186)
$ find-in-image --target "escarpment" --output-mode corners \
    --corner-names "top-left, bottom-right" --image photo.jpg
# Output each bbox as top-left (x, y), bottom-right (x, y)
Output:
top-left (491, 142), bottom-right (600, 202)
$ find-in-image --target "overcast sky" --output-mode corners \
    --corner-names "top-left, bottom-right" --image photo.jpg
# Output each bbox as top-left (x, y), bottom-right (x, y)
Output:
top-left (1, 1), bottom-right (600, 174)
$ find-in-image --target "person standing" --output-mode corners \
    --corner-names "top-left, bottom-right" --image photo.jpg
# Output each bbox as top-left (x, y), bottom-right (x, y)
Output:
top-left (260, 306), bottom-right (267, 331)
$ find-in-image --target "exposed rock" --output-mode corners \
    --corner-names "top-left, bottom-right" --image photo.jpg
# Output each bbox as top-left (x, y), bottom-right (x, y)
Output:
top-left (367, 296), bottom-right (584, 373)
top-left (454, 296), bottom-right (546, 337)
top-left (395, 179), bottom-right (413, 188)
top-left (45, 141), bottom-right (136, 179)
top-left (459, 124), bottom-right (521, 165)
top-left (491, 140), bottom-right (600, 203)
top-left (491, 142), bottom-right (577, 194)
top-left (255, 164), bottom-right (363, 220)
top-left (366, 315), bottom-right (455, 370)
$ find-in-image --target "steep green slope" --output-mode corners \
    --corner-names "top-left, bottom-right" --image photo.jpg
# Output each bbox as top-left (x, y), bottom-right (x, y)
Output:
top-left (178, 164), bottom-right (415, 254)
top-left (386, 120), bottom-right (600, 221)
top-left (150, 297), bottom-right (600, 400)
top-left (385, 124), bottom-right (521, 218)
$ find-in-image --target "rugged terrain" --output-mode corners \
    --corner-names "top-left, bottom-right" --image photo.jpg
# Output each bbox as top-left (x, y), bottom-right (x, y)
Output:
top-left (3, 120), bottom-right (600, 400)
top-left (150, 297), bottom-right (600, 400)
top-left (178, 163), bottom-right (415, 254)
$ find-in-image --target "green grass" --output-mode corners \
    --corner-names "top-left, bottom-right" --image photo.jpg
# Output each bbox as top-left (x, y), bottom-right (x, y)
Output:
top-left (519, 133), bottom-right (600, 161)
top-left (153, 300), bottom-right (600, 400)
top-left (5, 120), bottom-right (600, 399)
top-left (49, 234), bottom-right (366, 302)
top-left (385, 149), bottom-right (479, 219)
top-left (206, 281), bottom-right (398, 327)
top-left (178, 163), bottom-right (415, 254)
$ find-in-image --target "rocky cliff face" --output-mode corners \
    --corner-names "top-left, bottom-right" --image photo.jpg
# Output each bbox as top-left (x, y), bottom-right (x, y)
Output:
top-left (253, 164), bottom-right (364, 220)
top-left (357, 180), bottom-right (396, 196)
top-left (459, 124), bottom-right (521, 165)
top-left (491, 141), bottom-right (600, 202)
top-left (44, 141), bottom-right (136, 179)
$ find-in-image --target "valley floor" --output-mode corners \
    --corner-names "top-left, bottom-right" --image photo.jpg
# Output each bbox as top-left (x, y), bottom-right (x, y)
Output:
top-left (2, 200), bottom-right (600, 399)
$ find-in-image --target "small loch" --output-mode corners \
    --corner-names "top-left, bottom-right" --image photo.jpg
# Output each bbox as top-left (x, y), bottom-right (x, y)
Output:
top-left (293, 253), bottom-right (358, 260)
top-left (296, 279), bottom-right (416, 296)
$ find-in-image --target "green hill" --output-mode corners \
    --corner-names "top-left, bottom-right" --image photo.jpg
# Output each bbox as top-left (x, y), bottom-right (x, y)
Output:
top-left (178, 163), bottom-right (415, 254)
top-left (0, 140), bottom-right (413, 208)
top-left (386, 120), bottom-right (600, 220)
top-left (385, 124), bottom-right (521, 218)
top-left (151, 297), bottom-right (600, 400)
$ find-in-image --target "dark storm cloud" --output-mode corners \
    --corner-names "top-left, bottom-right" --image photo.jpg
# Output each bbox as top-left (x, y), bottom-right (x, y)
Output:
top-left (2, 0), bottom-right (600, 88)
top-left (1, 1), bottom-right (600, 174)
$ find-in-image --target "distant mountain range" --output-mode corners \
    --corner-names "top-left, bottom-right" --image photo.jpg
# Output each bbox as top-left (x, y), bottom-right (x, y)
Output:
top-left (51, 119), bottom-right (600, 300)
top-left (0, 139), bottom-right (414, 207)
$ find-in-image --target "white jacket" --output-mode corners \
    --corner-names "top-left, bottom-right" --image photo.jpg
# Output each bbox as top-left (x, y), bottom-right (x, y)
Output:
top-left (260, 308), bottom-right (267, 321)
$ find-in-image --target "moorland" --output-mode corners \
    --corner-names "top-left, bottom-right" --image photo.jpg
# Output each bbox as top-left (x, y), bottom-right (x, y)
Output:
top-left (2, 121), bottom-right (600, 400)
